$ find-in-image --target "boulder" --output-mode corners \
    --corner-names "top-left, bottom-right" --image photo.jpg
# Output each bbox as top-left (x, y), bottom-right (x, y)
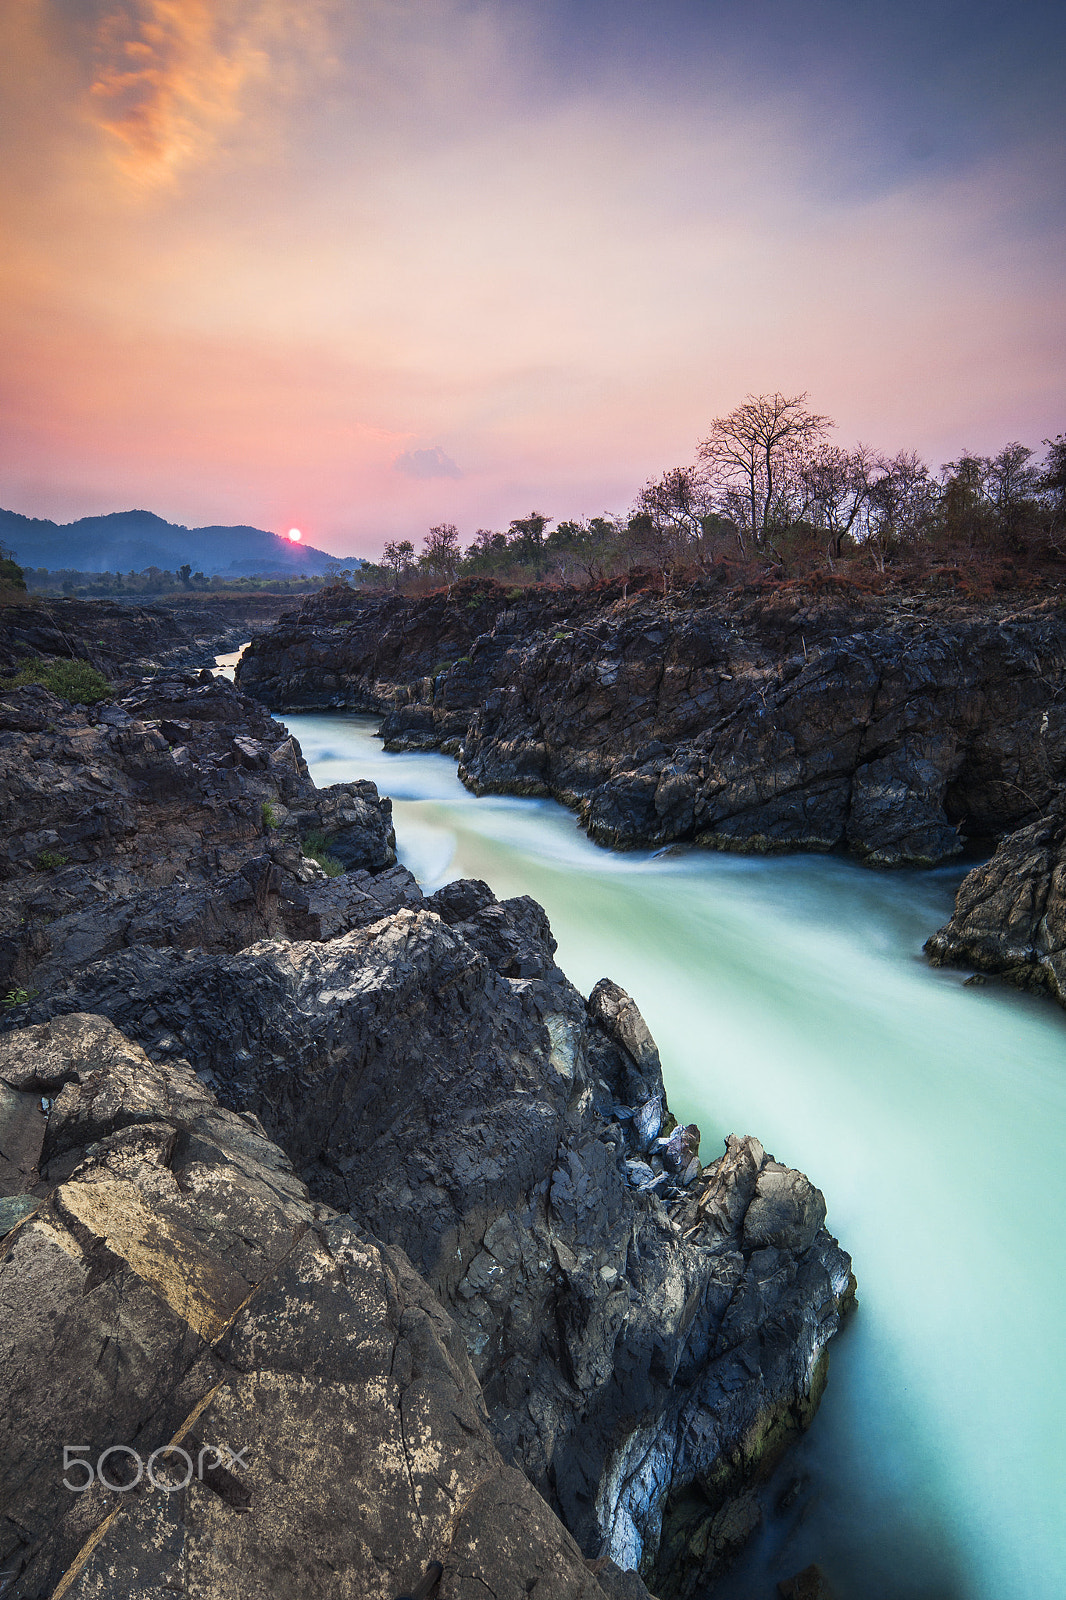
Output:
top-left (926, 794), bottom-right (1066, 1005)
top-left (0, 1012), bottom-right (623, 1599)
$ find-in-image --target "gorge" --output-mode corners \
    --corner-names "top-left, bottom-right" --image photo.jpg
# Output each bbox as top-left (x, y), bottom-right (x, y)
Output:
top-left (0, 638), bottom-right (852, 1600)
top-left (3, 575), bottom-right (1066, 1600)
top-left (282, 707), bottom-right (1066, 1600)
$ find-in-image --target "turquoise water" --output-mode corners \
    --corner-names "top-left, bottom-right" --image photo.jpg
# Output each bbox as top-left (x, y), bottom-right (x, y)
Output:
top-left (287, 711), bottom-right (1066, 1600)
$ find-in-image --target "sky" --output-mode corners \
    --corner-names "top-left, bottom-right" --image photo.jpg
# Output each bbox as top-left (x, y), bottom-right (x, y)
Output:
top-left (1, 0), bottom-right (1063, 556)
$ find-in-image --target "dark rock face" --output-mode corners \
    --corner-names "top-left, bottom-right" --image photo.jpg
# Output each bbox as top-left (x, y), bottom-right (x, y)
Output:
top-left (925, 796), bottom-right (1066, 1004)
top-left (238, 580), bottom-right (1066, 866)
top-left (0, 1012), bottom-right (621, 1599)
top-left (14, 914), bottom-right (854, 1595)
top-left (0, 594), bottom-right (286, 681)
top-left (0, 669), bottom-right (403, 993)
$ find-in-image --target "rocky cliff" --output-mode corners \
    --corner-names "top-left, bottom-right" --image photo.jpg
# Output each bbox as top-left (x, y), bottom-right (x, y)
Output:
top-left (0, 669), bottom-right (405, 998)
top-left (236, 577), bottom-right (1066, 867)
top-left (0, 661), bottom-right (854, 1597)
top-left (925, 795), bottom-right (1066, 1004)
top-left (0, 594), bottom-right (288, 684)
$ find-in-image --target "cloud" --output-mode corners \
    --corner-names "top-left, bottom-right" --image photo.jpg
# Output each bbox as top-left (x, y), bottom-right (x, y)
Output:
top-left (86, 0), bottom-right (336, 184)
top-left (393, 446), bottom-right (462, 480)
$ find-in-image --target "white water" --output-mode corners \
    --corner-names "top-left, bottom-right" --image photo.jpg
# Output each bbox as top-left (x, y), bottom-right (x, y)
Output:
top-left (284, 709), bottom-right (1066, 1600)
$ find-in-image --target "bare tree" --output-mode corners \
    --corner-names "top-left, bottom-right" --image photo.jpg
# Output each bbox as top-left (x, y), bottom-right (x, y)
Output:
top-left (865, 450), bottom-right (938, 568)
top-left (984, 443), bottom-right (1042, 551)
top-left (697, 392), bottom-right (832, 550)
top-left (635, 466), bottom-right (709, 546)
top-left (798, 443), bottom-right (876, 563)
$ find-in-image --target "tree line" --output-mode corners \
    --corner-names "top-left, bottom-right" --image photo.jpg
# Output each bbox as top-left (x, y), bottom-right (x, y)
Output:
top-left (14, 566), bottom-right (334, 598)
top-left (355, 394), bottom-right (1066, 592)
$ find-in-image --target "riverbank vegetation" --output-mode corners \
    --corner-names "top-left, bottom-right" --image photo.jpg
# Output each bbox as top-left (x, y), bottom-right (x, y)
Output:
top-left (357, 395), bottom-right (1066, 597)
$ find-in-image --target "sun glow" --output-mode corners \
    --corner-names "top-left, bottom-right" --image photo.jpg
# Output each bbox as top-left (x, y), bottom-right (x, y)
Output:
top-left (287, 527), bottom-right (302, 541)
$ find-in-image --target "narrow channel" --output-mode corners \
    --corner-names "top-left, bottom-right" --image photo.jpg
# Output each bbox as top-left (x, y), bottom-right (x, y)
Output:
top-left (279, 702), bottom-right (1066, 1600)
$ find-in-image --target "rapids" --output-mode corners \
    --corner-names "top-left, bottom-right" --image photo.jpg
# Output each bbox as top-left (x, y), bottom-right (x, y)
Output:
top-left (284, 706), bottom-right (1066, 1600)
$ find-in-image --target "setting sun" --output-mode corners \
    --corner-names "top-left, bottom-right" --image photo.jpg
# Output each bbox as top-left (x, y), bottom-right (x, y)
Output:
top-left (287, 528), bottom-right (302, 542)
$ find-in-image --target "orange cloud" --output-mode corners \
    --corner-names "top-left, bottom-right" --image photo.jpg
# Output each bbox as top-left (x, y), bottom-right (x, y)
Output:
top-left (87, 0), bottom-right (335, 183)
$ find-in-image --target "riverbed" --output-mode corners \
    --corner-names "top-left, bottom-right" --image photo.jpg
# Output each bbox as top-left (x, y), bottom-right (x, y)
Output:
top-left (282, 706), bottom-right (1066, 1600)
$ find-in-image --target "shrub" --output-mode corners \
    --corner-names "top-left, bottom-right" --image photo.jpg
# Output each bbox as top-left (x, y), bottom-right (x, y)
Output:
top-left (301, 828), bottom-right (344, 877)
top-left (3, 658), bottom-right (111, 704)
top-left (35, 849), bottom-right (69, 872)
top-left (261, 801), bottom-right (280, 830)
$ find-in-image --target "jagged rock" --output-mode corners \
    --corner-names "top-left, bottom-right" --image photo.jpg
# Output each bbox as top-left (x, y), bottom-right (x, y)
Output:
top-left (0, 593), bottom-right (287, 681)
top-left (925, 795), bottom-right (1066, 1004)
top-left (0, 1012), bottom-right (622, 1599)
top-left (237, 580), bottom-right (1066, 866)
top-left (0, 670), bottom-right (403, 993)
top-left (13, 898), bottom-right (854, 1595)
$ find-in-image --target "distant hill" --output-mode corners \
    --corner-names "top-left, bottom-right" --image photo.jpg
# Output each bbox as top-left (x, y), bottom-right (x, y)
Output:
top-left (0, 507), bottom-right (360, 576)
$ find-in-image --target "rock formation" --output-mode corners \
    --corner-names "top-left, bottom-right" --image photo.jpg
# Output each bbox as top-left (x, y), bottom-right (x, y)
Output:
top-left (0, 653), bottom-right (855, 1596)
top-left (236, 578), bottom-right (1066, 867)
top-left (925, 795), bottom-right (1066, 1004)
top-left (0, 670), bottom-right (407, 997)
top-left (0, 594), bottom-right (286, 683)
top-left (13, 909), bottom-right (854, 1595)
top-left (0, 1013), bottom-right (627, 1599)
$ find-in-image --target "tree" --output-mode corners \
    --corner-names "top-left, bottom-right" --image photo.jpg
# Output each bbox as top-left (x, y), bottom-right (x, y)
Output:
top-left (507, 511), bottom-right (551, 547)
top-left (797, 443), bottom-right (876, 563)
top-left (547, 517), bottom-right (618, 581)
top-left (986, 442), bottom-right (1041, 551)
top-left (941, 452), bottom-right (991, 553)
top-left (501, 511), bottom-right (548, 567)
top-left (1040, 435), bottom-right (1066, 552)
top-left (633, 466), bottom-right (717, 565)
top-left (697, 392), bottom-right (832, 551)
top-left (0, 545), bottom-right (26, 592)
top-left (382, 540), bottom-right (416, 586)
top-left (178, 563), bottom-right (193, 588)
top-left (421, 522), bottom-right (462, 582)
top-left (865, 450), bottom-right (938, 567)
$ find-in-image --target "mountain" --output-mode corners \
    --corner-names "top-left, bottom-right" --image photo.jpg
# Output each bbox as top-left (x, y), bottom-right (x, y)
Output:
top-left (0, 507), bottom-right (360, 576)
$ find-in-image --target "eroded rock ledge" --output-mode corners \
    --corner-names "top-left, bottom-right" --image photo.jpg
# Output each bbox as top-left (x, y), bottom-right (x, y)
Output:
top-left (0, 662), bottom-right (854, 1597)
top-left (926, 795), bottom-right (1066, 1005)
top-left (0, 669), bottom-right (406, 997)
top-left (236, 578), bottom-right (1066, 867)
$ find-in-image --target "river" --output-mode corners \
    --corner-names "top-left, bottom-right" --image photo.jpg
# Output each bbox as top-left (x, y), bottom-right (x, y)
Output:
top-left (271, 697), bottom-right (1064, 1600)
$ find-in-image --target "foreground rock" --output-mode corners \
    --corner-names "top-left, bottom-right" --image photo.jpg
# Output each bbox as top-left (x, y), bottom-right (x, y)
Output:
top-left (0, 657), bottom-right (854, 1593)
top-left (0, 1012), bottom-right (629, 1599)
top-left (925, 796), bottom-right (1066, 1004)
top-left (0, 669), bottom-right (408, 995)
top-left (14, 900), bottom-right (854, 1595)
top-left (237, 577), bottom-right (1066, 867)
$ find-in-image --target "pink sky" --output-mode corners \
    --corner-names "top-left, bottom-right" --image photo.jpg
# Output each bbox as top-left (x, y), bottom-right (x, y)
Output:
top-left (2, 0), bottom-right (1063, 556)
